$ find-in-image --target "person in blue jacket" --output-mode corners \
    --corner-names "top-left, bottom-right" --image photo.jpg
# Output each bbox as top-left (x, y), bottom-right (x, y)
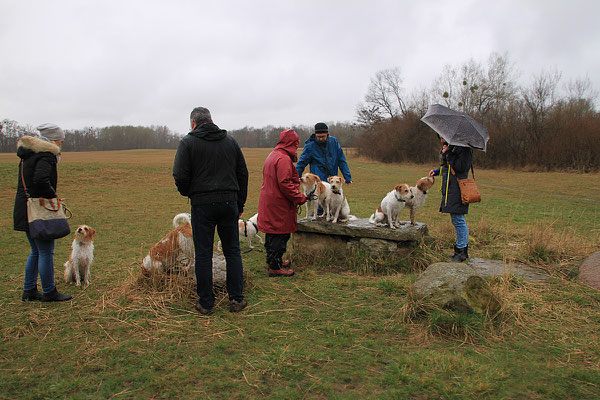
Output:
top-left (296, 122), bottom-right (353, 185)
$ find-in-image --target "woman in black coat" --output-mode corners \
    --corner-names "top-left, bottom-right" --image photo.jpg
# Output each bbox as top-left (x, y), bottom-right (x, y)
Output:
top-left (13, 124), bottom-right (72, 302)
top-left (429, 137), bottom-right (473, 262)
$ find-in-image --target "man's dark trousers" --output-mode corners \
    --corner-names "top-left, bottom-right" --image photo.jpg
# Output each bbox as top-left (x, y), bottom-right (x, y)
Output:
top-left (191, 201), bottom-right (244, 309)
top-left (265, 233), bottom-right (291, 269)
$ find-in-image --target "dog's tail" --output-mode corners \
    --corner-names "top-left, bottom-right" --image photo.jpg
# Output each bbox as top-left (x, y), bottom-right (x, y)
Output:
top-left (173, 213), bottom-right (191, 227)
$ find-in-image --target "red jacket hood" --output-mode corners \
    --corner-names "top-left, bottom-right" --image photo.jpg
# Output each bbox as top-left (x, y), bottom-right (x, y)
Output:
top-left (274, 129), bottom-right (299, 162)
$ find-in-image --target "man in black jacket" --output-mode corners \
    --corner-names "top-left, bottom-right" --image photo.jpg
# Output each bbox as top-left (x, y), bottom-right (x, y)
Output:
top-left (173, 107), bottom-right (249, 314)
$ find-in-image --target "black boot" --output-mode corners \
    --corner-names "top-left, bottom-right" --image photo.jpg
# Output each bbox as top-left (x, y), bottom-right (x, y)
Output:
top-left (41, 288), bottom-right (72, 302)
top-left (22, 287), bottom-right (43, 301)
top-left (448, 245), bottom-right (468, 262)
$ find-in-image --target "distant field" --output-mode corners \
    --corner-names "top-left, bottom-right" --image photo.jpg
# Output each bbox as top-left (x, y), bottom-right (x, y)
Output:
top-left (1, 149), bottom-right (599, 399)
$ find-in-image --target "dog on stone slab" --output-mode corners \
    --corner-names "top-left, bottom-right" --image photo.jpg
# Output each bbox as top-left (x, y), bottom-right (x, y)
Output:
top-left (64, 225), bottom-right (96, 286)
top-left (325, 175), bottom-right (351, 223)
top-left (141, 213), bottom-right (194, 275)
top-left (369, 184), bottom-right (413, 229)
top-left (404, 176), bottom-right (435, 226)
top-left (300, 173), bottom-right (330, 220)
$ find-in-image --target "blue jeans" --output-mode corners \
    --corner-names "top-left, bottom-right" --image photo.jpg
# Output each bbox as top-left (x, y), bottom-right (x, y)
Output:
top-left (450, 213), bottom-right (469, 249)
top-left (24, 232), bottom-right (56, 294)
top-left (191, 201), bottom-right (244, 309)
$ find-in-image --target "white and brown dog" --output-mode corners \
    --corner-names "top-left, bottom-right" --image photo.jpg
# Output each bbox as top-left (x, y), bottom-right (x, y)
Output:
top-left (300, 173), bottom-right (330, 220)
top-left (217, 213), bottom-right (263, 251)
top-left (64, 225), bottom-right (96, 286)
top-left (405, 176), bottom-right (435, 226)
top-left (325, 175), bottom-right (351, 223)
top-left (141, 213), bottom-right (194, 275)
top-left (369, 184), bottom-right (414, 229)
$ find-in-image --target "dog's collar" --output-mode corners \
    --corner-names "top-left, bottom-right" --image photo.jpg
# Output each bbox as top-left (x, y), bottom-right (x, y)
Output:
top-left (331, 189), bottom-right (341, 195)
top-left (423, 190), bottom-right (427, 194)
top-left (394, 193), bottom-right (406, 202)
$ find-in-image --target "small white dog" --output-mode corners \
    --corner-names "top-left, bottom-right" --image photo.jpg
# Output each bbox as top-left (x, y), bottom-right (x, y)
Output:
top-left (325, 175), bottom-right (350, 223)
top-left (405, 176), bottom-right (435, 226)
top-left (217, 213), bottom-right (263, 251)
top-left (369, 184), bottom-right (414, 229)
top-left (64, 225), bottom-right (96, 286)
top-left (300, 173), bottom-right (331, 220)
top-left (141, 213), bottom-right (194, 275)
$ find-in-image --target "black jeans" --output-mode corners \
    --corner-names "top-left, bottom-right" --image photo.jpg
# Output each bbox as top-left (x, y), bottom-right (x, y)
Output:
top-left (191, 201), bottom-right (244, 309)
top-left (265, 233), bottom-right (291, 270)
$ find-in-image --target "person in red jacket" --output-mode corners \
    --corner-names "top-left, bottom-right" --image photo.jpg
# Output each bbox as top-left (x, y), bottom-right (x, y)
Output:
top-left (258, 129), bottom-right (307, 277)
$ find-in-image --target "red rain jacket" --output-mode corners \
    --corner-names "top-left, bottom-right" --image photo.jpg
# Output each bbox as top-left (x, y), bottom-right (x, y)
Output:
top-left (258, 129), bottom-right (307, 234)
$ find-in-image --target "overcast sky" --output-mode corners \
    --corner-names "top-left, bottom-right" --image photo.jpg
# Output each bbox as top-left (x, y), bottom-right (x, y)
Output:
top-left (1, 0), bottom-right (598, 135)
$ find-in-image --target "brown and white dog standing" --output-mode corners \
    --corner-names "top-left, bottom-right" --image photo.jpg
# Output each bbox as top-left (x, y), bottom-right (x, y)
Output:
top-left (141, 213), bottom-right (194, 275)
top-left (300, 173), bottom-right (330, 220)
top-left (325, 175), bottom-right (350, 223)
top-left (405, 176), bottom-right (435, 225)
top-left (369, 184), bottom-right (413, 229)
top-left (64, 225), bottom-right (96, 286)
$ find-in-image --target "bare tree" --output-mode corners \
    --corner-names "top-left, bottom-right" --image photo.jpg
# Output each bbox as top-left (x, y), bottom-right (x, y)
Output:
top-left (433, 53), bottom-right (517, 121)
top-left (521, 69), bottom-right (562, 125)
top-left (356, 67), bottom-right (408, 123)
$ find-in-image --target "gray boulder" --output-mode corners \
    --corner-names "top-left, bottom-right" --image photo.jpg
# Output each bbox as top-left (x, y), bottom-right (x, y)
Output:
top-left (412, 262), bottom-right (502, 314)
top-left (579, 251), bottom-right (600, 290)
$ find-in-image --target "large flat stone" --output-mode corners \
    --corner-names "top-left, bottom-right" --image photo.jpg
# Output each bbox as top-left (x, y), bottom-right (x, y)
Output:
top-left (296, 217), bottom-right (428, 242)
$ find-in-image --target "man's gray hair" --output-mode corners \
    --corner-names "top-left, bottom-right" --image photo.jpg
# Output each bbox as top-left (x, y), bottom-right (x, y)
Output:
top-left (190, 107), bottom-right (212, 124)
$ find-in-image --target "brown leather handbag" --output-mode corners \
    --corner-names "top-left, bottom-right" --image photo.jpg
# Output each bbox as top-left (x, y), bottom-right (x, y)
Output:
top-left (450, 164), bottom-right (481, 205)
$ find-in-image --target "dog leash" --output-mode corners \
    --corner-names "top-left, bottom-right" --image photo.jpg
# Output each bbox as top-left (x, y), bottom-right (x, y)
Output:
top-left (306, 186), bottom-right (318, 200)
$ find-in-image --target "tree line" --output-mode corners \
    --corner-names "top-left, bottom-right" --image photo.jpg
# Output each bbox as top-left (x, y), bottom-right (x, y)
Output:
top-left (354, 53), bottom-right (600, 171)
top-left (0, 119), bottom-right (364, 154)
top-left (3, 52), bottom-right (598, 171)
top-left (0, 121), bottom-right (181, 153)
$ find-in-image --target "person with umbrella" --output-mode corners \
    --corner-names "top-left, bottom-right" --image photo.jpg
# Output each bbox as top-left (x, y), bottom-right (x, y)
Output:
top-left (422, 104), bottom-right (488, 262)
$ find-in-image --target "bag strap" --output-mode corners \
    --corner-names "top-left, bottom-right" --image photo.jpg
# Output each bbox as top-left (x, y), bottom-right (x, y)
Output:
top-left (449, 164), bottom-right (476, 180)
top-left (20, 161), bottom-right (30, 198)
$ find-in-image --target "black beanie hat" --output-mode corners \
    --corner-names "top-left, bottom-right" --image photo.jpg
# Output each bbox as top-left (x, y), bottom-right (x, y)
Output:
top-left (314, 122), bottom-right (328, 134)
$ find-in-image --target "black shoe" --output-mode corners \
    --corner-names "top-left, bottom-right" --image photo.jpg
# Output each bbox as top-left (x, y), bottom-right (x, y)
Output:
top-left (448, 245), bottom-right (468, 262)
top-left (195, 300), bottom-right (213, 315)
top-left (229, 298), bottom-right (248, 313)
top-left (41, 288), bottom-right (72, 302)
top-left (22, 287), bottom-right (43, 301)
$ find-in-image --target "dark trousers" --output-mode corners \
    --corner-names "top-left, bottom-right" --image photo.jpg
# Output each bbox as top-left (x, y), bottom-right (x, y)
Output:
top-left (191, 201), bottom-right (244, 309)
top-left (265, 233), bottom-right (291, 270)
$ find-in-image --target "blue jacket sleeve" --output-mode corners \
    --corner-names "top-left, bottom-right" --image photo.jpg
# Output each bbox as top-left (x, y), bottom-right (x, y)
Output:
top-left (336, 143), bottom-right (352, 183)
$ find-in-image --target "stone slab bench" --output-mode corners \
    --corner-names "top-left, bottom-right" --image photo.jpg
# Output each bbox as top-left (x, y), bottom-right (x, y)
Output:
top-left (290, 217), bottom-right (429, 257)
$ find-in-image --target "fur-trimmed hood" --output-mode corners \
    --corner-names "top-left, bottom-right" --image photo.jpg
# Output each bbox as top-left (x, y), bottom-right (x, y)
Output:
top-left (17, 135), bottom-right (60, 159)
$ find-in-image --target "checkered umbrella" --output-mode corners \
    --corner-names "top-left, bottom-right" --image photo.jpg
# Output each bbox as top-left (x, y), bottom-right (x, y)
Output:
top-left (421, 104), bottom-right (489, 151)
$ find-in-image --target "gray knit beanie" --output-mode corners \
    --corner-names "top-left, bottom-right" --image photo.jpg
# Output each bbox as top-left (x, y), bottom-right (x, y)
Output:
top-left (37, 123), bottom-right (65, 141)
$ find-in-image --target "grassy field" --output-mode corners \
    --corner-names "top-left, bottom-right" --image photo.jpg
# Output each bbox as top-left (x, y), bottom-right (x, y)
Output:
top-left (1, 148), bottom-right (599, 399)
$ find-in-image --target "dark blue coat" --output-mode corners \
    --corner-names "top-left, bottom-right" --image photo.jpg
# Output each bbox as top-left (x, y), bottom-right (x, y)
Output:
top-left (13, 136), bottom-right (61, 232)
top-left (296, 134), bottom-right (352, 183)
top-left (433, 145), bottom-right (473, 214)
